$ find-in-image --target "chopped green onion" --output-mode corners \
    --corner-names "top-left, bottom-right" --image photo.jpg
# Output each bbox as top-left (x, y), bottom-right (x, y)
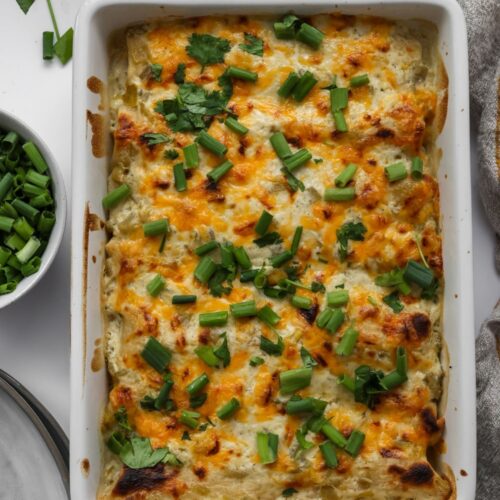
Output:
top-left (345, 430), bottom-right (365, 456)
top-left (194, 256), bottom-right (217, 284)
top-left (143, 219), bottom-right (168, 237)
top-left (279, 367), bottom-right (312, 394)
top-left (216, 398), bottom-right (241, 420)
top-left (172, 294), bottom-right (197, 304)
top-left (260, 334), bottom-right (284, 356)
top-left (380, 370), bottom-right (407, 390)
top-left (324, 187), bottom-right (356, 202)
top-left (0, 216), bottom-right (14, 233)
top-left (278, 72), bottom-right (300, 98)
top-left (403, 259), bottom-right (434, 288)
top-left (316, 307), bottom-right (333, 328)
top-left (239, 269), bottom-right (258, 282)
top-left (333, 111), bottom-right (348, 132)
top-left (335, 163), bottom-right (357, 187)
top-left (43, 31), bottom-right (55, 60)
top-left (283, 149), bottom-right (312, 172)
top-left (22, 142), bottom-right (48, 173)
top-left (195, 240), bottom-right (218, 256)
top-left (396, 346), bottom-right (408, 378)
top-left (257, 305), bottom-right (281, 327)
top-left (5, 234), bottom-right (25, 251)
top-left (296, 23), bottom-right (324, 50)
top-left (285, 396), bottom-right (326, 415)
top-left (183, 143), bottom-right (199, 168)
top-left (270, 132), bottom-right (292, 159)
top-left (25, 169), bottom-right (49, 189)
top-left (196, 131), bottom-right (227, 156)
top-left (227, 66), bottom-right (258, 82)
top-left (250, 356), bottom-right (265, 367)
top-left (232, 246), bottom-right (252, 270)
top-left (295, 427), bottom-right (314, 450)
top-left (411, 157), bottom-right (424, 180)
top-left (273, 15), bottom-right (298, 39)
top-left (146, 274), bottom-right (165, 297)
top-left (319, 441), bottom-right (338, 468)
top-left (230, 300), bottom-right (258, 318)
top-left (102, 184), bottom-right (131, 209)
top-left (195, 346), bottom-right (219, 367)
top-left (30, 192), bottom-right (53, 208)
top-left (199, 310), bottom-right (228, 327)
top-left (0, 173), bottom-right (14, 202)
top-left (335, 326), bottom-right (359, 356)
top-left (186, 373), bottom-right (209, 396)
top-left (180, 410), bottom-right (200, 429)
top-left (225, 117), bottom-right (248, 135)
top-left (207, 160), bottom-right (233, 183)
top-left (330, 87), bottom-right (349, 111)
top-left (11, 199), bottom-right (39, 223)
top-left (173, 163), bottom-right (187, 192)
top-left (0, 247), bottom-right (11, 266)
top-left (291, 295), bottom-right (313, 309)
top-left (141, 337), bottom-right (171, 372)
top-left (337, 374), bottom-right (355, 392)
top-left (255, 210), bottom-right (273, 235)
top-left (385, 162), bottom-right (407, 182)
top-left (254, 268), bottom-right (267, 289)
top-left (254, 232), bottom-right (282, 247)
top-left (350, 74), bottom-right (370, 87)
top-left (326, 308), bottom-right (345, 334)
top-left (15, 236), bottom-right (40, 264)
top-left (257, 432), bottom-right (278, 464)
top-left (300, 346), bottom-right (318, 368)
top-left (327, 290), bottom-right (349, 307)
top-left (270, 250), bottom-right (293, 268)
top-left (321, 422), bottom-right (347, 448)
top-left (292, 71), bottom-right (318, 101)
top-left (291, 226), bottom-right (303, 255)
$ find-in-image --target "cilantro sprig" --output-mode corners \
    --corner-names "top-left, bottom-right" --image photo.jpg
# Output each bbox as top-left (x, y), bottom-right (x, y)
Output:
top-left (336, 221), bottom-right (367, 261)
top-left (187, 33), bottom-right (231, 69)
top-left (239, 33), bottom-right (264, 56)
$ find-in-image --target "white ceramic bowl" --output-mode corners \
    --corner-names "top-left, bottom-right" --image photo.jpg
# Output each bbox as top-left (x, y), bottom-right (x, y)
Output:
top-left (0, 109), bottom-right (66, 309)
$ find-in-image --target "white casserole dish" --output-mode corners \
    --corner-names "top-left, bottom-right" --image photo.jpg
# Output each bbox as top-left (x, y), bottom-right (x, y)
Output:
top-left (70, 0), bottom-right (475, 498)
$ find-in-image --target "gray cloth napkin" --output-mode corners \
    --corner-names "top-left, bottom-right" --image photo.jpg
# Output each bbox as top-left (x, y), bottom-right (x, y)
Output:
top-left (456, 0), bottom-right (500, 498)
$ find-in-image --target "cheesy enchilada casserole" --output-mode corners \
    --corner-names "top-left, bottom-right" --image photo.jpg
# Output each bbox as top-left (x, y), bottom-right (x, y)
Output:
top-left (100, 13), bottom-right (451, 499)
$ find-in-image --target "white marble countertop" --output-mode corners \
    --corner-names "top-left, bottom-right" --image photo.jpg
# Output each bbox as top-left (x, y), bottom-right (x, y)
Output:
top-left (0, 0), bottom-right (498, 437)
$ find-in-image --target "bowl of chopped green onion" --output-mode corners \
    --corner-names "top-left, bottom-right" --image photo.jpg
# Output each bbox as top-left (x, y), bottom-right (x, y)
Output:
top-left (0, 109), bottom-right (66, 308)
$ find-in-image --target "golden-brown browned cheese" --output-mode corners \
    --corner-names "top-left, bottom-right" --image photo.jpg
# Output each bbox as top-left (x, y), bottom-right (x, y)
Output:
top-left (100, 14), bottom-right (452, 499)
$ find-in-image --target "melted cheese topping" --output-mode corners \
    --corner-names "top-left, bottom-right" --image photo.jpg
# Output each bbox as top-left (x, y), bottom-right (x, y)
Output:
top-left (100, 14), bottom-right (451, 500)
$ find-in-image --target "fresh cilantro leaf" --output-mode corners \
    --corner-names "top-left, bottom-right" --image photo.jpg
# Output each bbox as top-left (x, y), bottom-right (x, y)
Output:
top-left (181, 431), bottom-right (191, 440)
top-left (150, 64), bottom-right (163, 82)
top-left (208, 268), bottom-right (232, 297)
top-left (250, 356), bottom-right (265, 367)
top-left (313, 158), bottom-right (324, 163)
top-left (353, 365), bottom-right (386, 409)
top-left (141, 133), bottom-right (171, 146)
top-left (375, 268), bottom-right (411, 295)
top-left (140, 395), bottom-right (157, 411)
top-left (155, 83), bottom-right (229, 132)
top-left (253, 231), bottom-right (283, 247)
top-left (164, 149), bottom-right (179, 160)
top-left (16, 0), bottom-right (35, 14)
top-left (305, 414), bottom-right (327, 433)
top-left (239, 33), bottom-right (264, 56)
top-left (186, 34), bottom-right (230, 67)
top-left (198, 423), bottom-right (209, 432)
top-left (119, 436), bottom-right (176, 469)
top-left (114, 407), bottom-right (132, 431)
top-left (336, 221), bottom-right (367, 261)
top-left (382, 291), bottom-right (404, 313)
top-left (285, 263), bottom-right (302, 281)
top-left (189, 393), bottom-right (207, 408)
top-left (281, 167), bottom-right (305, 192)
top-left (300, 346), bottom-right (318, 368)
top-left (174, 63), bottom-right (186, 84)
top-left (260, 334), bottom-right (284, 356)
top-left (282, 487), bottom-right (298, 497)
top-left (53, 27), bottom-right (73, 65)
top-left (218, 72), bottom-right (233, 101)
top-left (214, 332), bottom-right (231, 367)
